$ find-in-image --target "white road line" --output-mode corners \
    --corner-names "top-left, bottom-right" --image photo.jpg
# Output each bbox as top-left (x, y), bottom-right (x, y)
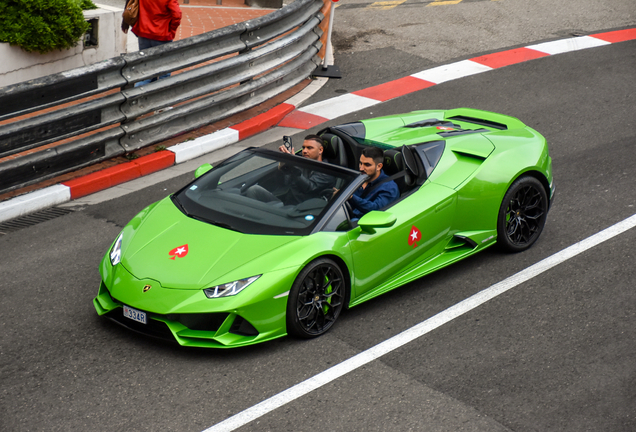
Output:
top-left (298, 93), bottom-right (379, 119)
top-left (526, 36), bottom-right (610, 55)
top-left (410, 59), bottom-right (492, 84)
top-left (203, 213), bottom-right (636, 432)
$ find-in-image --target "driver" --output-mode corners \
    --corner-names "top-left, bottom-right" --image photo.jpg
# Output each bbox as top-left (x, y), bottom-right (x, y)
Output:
top-left (348, 146), bottom-right (399, 218)
top-left (246, 135), bottom-right (335, 205)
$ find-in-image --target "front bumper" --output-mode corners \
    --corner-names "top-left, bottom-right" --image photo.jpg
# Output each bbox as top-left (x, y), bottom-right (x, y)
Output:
top-left (94, 263), bottom-right (295, 348)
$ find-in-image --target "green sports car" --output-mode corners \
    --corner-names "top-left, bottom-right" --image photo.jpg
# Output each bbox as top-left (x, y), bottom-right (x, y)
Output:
top-left (94, 108), bottom-right (554, 348)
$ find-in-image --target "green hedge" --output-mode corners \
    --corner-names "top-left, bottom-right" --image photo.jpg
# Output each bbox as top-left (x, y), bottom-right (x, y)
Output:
top-left (0, 0), bottom-right (98, 54)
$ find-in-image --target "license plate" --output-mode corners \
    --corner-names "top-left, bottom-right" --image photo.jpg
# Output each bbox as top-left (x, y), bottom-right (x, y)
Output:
top-left (123, 305), bottom-right (147, 324)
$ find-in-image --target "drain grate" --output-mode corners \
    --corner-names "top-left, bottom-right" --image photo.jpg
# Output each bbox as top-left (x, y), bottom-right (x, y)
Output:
top-left (0, 207), bottom-right (74, 235)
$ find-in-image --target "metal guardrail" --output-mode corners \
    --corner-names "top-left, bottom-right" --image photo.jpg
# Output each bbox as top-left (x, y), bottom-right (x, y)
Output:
top-left (0, 0), bottom-right (329, 195)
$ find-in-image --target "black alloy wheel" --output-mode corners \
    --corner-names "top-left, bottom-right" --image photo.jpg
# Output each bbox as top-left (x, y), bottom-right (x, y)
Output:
top-left (286, 258), bottom-right (346, 338)
top-left (497, 176), bottom-right (548, 252)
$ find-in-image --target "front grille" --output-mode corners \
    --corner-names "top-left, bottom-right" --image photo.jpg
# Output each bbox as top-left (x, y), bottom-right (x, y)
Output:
top-left (108, 291), bottom-right (228, 334)
top-left (230, 316), bottom-right (259, 336)
top-left (165, 312), bottom-right (229, 332)
top-left (103, 286), bottom-right (255, 341)
top-left (106, 309), bottom-right (175, 342)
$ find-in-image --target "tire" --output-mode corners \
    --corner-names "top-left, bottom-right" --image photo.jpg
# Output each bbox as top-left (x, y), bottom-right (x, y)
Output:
top-left (286, 258), bottom-right (346, 338)
top-left (497, 176), bottom-right (548, 252)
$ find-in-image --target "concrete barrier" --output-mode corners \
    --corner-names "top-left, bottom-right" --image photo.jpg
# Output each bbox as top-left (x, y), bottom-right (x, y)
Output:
top-left (0, 4), bottom-right (127, 87)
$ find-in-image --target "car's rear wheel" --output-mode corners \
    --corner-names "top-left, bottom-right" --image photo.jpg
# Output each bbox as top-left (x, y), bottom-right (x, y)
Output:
top-left (286, 258), bottom-right (346, 338)
top-left (497, 176), bottom-right (548, 252)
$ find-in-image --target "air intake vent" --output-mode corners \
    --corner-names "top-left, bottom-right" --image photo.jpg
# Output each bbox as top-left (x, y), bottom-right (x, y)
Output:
top-left (449, 115), bottom-right (508, 130)
top-left (0, 207), bottom-right (74, 235)
top-left (405, 118), bottom-right (459, 128)
top-left (438, 128), bottom-right (489, 137)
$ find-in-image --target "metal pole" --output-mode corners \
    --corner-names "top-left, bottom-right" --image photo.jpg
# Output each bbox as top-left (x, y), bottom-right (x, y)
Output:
top-left (312, 0), bottom-right (341, 78)
top-left (322, 1), bottom-right (335, 69)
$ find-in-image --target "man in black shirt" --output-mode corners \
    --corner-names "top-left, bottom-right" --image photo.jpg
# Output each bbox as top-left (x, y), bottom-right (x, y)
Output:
top-left (247, 135), bottom-right (335, 204)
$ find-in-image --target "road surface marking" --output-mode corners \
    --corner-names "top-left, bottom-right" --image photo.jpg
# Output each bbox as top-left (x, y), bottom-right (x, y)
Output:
top-left (203, 213), bottom-right (636, 432)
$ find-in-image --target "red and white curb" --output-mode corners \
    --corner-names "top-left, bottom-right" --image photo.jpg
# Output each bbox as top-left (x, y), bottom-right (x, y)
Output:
top-left (1, 28), bottom-right (634, 223)
top-left (279, 29), bottom-right (634, 128)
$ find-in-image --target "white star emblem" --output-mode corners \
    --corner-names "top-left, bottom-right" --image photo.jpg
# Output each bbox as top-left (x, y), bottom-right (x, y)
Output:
top-left (175, 247), bottom-right (187, 255)
top-left (410, 230), bottom-right (419, 242)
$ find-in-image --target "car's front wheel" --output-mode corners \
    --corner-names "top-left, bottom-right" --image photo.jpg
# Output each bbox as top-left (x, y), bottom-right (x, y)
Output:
top-left (286, 258), bottom-right (346, 338)
top-left (497, 176), bottom-right (548, 252)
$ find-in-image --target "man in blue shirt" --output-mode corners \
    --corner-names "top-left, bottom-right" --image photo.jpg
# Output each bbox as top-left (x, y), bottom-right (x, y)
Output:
top-left (349, 147), bottom-right (400, 218)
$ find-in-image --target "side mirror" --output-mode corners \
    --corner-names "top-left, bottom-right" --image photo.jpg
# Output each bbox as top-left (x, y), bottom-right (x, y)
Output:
top-left (194, 163), bottom-right (213, 178)
top-left (357, 211), bottom-right (397, 234)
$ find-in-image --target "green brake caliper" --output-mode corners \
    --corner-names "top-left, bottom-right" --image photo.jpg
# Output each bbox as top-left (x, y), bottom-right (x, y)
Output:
top-left (323, 274), bottom-right (332, 314)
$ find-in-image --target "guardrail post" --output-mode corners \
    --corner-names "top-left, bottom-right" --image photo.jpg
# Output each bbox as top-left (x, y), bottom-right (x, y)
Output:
top-left (313, 0), bottom-right (341, 78)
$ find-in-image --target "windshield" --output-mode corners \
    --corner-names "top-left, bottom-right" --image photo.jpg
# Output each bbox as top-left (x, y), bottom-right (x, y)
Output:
top-left (173, 148), bottom-right (361, 235)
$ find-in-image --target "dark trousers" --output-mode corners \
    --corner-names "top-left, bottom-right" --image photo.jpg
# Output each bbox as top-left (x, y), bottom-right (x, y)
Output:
top-left (135, 37), bottom-right (172, 87)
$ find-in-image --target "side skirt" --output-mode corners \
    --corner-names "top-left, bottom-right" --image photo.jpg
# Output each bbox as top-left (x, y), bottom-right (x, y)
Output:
top-left (349, 231), bottom-right (497, 307)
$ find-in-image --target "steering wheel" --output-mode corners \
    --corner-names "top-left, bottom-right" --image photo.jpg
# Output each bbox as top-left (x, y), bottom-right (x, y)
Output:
top-left (318, 188), bottom-right (334, 201)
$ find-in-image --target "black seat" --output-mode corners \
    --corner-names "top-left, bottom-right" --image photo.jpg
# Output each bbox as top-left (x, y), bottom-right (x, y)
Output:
top-left (383, 149), bottom-right (412, 194)
top-left (382, 149), bottom-right (403, 176)
top-left (321, 134), bottom-right (348, 168)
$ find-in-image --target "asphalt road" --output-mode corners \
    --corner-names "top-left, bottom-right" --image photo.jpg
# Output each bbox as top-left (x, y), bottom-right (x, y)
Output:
top-left (1, 1), bottom-right (635, 431)
top-left (322, 0), bottom-right (635, 99)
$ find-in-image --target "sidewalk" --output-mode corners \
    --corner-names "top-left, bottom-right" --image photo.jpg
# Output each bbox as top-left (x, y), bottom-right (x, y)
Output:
top-left (177, 0), bottom-right (275, 39)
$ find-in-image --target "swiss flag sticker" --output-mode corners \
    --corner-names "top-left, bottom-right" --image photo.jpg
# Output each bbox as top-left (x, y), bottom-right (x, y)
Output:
top-left (169, 244), bottom-right (189, 260)
top-left (408, 226), bottom-right (421, 248)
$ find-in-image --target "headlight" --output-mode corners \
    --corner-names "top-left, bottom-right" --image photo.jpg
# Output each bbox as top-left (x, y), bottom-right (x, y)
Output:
top-left (109, 232), bottom-right (124, 266)
top-left (203, 275), bottom-right (260, 298)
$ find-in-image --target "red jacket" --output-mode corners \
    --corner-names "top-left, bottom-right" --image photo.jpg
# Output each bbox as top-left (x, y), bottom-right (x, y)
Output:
top-left (132, 0), bottom-right (182, 42)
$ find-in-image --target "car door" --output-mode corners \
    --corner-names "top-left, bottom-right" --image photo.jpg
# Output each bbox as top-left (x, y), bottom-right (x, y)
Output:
top-left (347, 181), bottom-right (457, 302)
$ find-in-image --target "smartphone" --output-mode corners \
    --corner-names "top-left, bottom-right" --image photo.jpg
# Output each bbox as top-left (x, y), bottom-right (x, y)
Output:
top-left (283, 136), bottom-right (293, 152)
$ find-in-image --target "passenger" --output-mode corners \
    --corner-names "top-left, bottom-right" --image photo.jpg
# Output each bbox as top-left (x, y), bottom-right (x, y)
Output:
top-left (247, 135), bottom-right (335, 204)
top-left (348, 147), bottom-right (400, 218)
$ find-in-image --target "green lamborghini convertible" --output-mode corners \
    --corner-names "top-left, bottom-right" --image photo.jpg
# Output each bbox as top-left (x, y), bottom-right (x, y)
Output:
top-left (94, 108), bottom-right (554, 348)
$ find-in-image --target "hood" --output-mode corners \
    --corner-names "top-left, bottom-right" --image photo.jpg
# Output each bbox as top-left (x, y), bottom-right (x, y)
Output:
top-left (121, 199), bottom-right (298, 289)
